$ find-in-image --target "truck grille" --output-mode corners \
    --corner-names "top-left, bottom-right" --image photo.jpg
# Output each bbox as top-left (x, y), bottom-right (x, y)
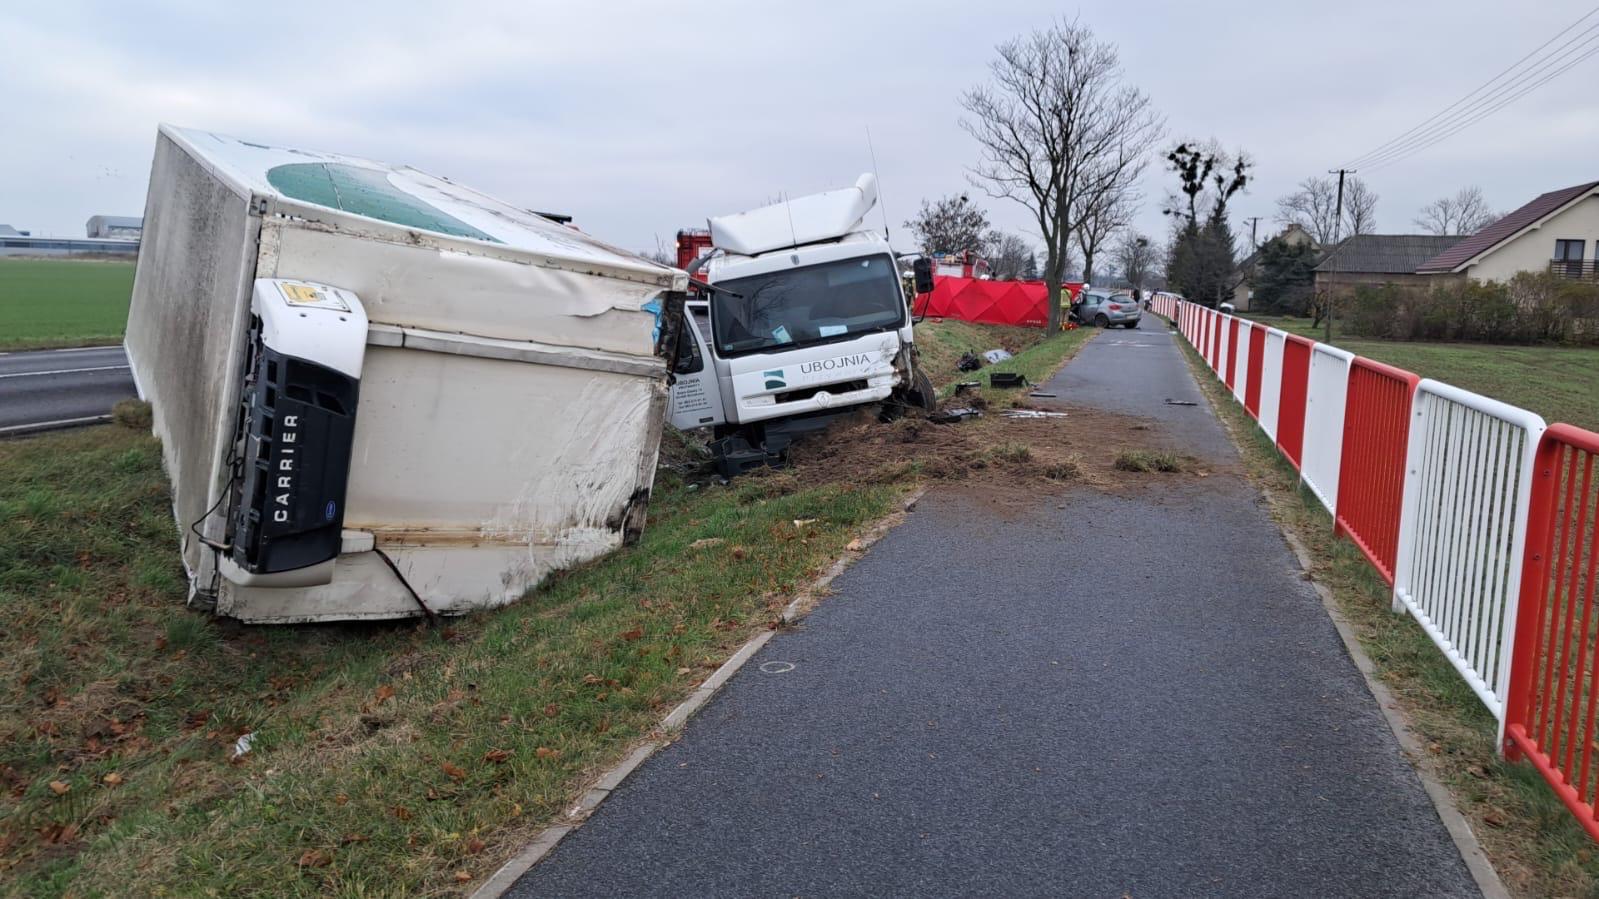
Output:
top-left (774, 380), bottom-right (869, 404)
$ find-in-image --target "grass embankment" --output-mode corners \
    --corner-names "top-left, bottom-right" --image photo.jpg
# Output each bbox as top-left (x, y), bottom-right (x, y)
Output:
top-left (1177, 335), bottom-right (1599, 899)
top-left (913, 317), bottom-right (1049, 387)
top-left (1237, 312), bottom-right (1599, 431)
top-left (0, 327), bottom-right (1093, 895)
top-left (0, 258), bottom-right (135, 351)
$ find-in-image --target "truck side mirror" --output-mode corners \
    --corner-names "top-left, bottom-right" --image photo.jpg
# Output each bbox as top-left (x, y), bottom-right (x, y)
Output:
top-left (912, 257), bottom-right (935, 295)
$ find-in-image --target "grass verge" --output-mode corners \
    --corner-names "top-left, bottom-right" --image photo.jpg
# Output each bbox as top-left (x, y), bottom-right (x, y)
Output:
top-left (1174, 330), bottom-right (1599, 899)
top-left (0, 258), bottom-right (134, 351)
top-left (0, 319), bottom-right (1098, 896)
top-left (938, 325), bottom-right (1098, 399)
top-left (913, 318), bottom-right (1050, 388)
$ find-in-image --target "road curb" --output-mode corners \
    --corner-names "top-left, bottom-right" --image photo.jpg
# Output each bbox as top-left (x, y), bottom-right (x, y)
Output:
top-left (1183, 338), bottom-right (1509, 899)
top-left (470, 486), bottom-right (925, 899)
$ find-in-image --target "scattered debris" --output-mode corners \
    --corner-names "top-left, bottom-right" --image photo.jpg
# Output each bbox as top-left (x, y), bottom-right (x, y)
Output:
top-left (232, 732), bottom-right (256, 760)
top-left (791, 518), bottom-right (817, 527)
top-left (989, 373), bottom-right (1028, 389)
top-left (930, 407), bottom-right (983, 424)
top-left (1003, 410), bottom-right (1068, 419)
top-left (953, 381), bottom-right (982, 394)
top-left (956, 352), bottom-right (984, 372)
top-left (1163, 398), bottom-right (1198, 406)
top-left (1027, 391), bottom-right (1058, 398)
top-left (689, 537), bottom-right (724, 549)
top-left (981, 349), bottom-right (1013, 364)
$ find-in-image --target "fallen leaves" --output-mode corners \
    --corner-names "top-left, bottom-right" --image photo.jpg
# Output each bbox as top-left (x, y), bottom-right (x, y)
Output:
top-left (617, 626), bottom-right (644, 642)
top-left (535, 747), bottom-right (562, 760)
top-left (102, 772), bottom-right (123, 786)
top-left (373, 685), bottom-right (396, 705)
top-left (543, 703), bottom-right (560, 717)
top-left (483, 748), bottom-right (513, 764)
top-left (440, 762), bottom-right (467, 781)
top-left (688, 537), bottom-right (723, 550)
top-left (454, 871), bottom-right (473, 883)
top-left (297, 849), bottom-right (333, 868)
top-left (48, 780), bottom-right (70, 796)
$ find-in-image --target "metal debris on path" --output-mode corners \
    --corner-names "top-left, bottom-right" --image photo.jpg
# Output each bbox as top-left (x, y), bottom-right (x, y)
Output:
top-left (981, 349), bottom-right (1013, 364)
top-left (1164, 398), bottom-right (1198, 406)
top-left (1003, 409), bottom-right (1068, 419)
top-left (1027, 391), bottom-right (1058, 398)
top-left (930, 407), bottom-right (982, 424)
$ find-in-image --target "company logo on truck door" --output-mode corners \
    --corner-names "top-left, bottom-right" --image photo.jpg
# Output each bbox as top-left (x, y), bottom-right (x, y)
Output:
top-left (762, 369), bottom-right (786, 390)
top-left (274, 414), bottom-right (300, 523)
top-left (799, 352), bottom-right (874, 375)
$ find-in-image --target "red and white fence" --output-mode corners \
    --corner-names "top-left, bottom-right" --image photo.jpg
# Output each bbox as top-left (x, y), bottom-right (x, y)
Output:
top-left (1152, 299), bottom-right (1599, 841)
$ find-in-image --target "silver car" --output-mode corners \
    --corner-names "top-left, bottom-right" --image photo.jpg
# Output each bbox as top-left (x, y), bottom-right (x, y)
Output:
top-left (1077, 290), bottom-right (1141, 329)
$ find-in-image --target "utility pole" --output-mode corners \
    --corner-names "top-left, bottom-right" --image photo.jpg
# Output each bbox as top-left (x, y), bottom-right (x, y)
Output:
top-left (1244, 216), bottom-right (1262, 249)
top-left (1326, 168), bottom-right (1354, 344)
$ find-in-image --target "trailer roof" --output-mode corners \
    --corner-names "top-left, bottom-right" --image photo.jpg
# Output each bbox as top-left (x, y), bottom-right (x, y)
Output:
top-left (162, 125), bottom-right (678, 284)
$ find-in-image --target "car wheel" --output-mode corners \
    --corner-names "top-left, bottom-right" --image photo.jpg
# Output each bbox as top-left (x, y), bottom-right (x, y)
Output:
top-left (1094, 314), bottom-right (1109, 327)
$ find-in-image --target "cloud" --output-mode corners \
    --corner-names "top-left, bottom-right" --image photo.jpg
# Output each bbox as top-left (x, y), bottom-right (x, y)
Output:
top-left (5, 0), bottom-right (1599, 260)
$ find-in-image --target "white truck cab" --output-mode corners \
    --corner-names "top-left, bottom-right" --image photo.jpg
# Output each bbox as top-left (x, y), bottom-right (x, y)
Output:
top-left (668, 174), bottom-right (934, 475)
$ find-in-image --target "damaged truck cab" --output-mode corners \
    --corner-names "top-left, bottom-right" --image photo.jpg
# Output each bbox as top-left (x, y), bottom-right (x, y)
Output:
top-left (667, 175), bottom-right (934, 475)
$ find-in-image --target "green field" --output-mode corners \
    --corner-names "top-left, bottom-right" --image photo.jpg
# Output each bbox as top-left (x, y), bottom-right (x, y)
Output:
top-left (0, 258), bottom-right (135, 350)
top-left (1238, 312), bottom-right (1599, 432)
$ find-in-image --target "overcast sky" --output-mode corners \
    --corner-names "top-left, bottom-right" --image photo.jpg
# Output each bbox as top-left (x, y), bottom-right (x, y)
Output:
top-left (5, 1), bottom-right (1598, 261)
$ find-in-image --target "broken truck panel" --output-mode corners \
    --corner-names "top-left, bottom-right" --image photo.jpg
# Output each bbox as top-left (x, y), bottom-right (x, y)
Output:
top-left (125, 125), bottom-right (687, 624)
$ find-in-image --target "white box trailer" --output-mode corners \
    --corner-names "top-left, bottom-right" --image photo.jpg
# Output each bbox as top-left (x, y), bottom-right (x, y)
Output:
top-left (127, 125), bottom-right (687, 623)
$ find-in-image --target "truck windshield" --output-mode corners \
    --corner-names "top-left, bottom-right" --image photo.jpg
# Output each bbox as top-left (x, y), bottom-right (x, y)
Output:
top-left (711, 255), bottom-right (905, 356)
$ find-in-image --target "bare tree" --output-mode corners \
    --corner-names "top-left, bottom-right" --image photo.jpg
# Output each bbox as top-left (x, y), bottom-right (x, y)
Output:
top-left (1113, 231), bottom-right (1156, 293)
top-left (985, 231), bottom-right (1033, 280)
top-left (1414, 186), bottom-right (1499, 235)
top-left (1074, 175), bottom-right (1138, 285)
top-left (961, 17), bottom-right (1163, 331)
top-left (1275, 175), bottom-right (1377, 245)
top-left (1343, 178), bottom-right (1379, 236)
top-left (904, 194), bottom-right (991, 255)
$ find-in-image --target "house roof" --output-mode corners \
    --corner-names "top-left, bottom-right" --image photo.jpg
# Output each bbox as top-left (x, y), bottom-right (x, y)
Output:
top-left (1416, 181), bottom-right (1599, 273)
top-left (1316, 233), bottom-right (1465, 274)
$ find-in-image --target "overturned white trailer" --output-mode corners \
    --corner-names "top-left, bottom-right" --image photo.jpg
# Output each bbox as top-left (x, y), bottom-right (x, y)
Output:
top-left (126, 125), bottom-right (686, 623)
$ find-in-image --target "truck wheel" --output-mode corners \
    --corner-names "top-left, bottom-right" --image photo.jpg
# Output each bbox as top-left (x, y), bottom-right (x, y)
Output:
top-left (907, 365), bottom-right (938, 412)
top-left (1094, 314), bottom-right (1110, 328)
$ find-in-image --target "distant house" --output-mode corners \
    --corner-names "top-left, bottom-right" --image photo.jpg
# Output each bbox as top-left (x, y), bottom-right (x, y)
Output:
top-left (85, 215), bottom-right (142, 240)
top-left (1417, 181), bottom-right (1599, 281)
top-left (1232, 223), bottom-right (1317, 310)
top-left (1315, 234), bottom-right (1465, 298)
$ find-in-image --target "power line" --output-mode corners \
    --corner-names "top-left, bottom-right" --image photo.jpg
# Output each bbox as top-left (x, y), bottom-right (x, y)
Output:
top-left (1353, 24), bottom-right (1599, 170)
top-left (1341, 5), bottom-right (1599, 170)
top-left (1362, 38), bottom-right (1599, 173)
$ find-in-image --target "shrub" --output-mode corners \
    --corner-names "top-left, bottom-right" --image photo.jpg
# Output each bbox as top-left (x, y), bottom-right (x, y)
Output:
top-left (1339, 274), bottom-right (1599, 345)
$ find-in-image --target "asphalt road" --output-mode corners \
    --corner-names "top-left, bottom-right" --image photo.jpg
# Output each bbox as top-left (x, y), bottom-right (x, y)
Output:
top-left (0, 345), bottom-right (137, 435)
top-left (509, 321), bottom-right (1481, 898)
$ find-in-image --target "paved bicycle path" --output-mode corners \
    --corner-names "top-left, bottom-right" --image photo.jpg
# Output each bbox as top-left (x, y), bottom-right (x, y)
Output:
top-left (508, 321), bottom-right (1481, 898)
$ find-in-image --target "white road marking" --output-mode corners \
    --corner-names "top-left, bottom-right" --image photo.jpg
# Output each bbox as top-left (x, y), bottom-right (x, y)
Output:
top-left (0, 414), bottom-right (112, 434)
top-left (0, 364), bottom-right (131, 379)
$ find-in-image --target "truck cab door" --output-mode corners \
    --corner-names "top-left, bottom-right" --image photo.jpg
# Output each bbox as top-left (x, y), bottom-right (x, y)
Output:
top-left (667, 307), bottom-right (727, 430)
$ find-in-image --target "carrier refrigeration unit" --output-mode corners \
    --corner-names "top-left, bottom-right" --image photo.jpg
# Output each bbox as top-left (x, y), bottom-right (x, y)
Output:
top-left (126, 125), bottom-right (686, 623)
top-left (667, 174), bottom-right (935, 476)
